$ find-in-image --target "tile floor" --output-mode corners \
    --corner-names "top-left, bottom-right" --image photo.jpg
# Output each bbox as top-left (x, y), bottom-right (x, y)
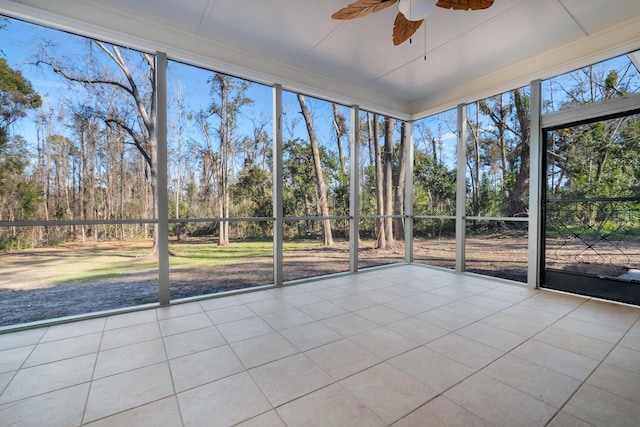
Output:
top-left (1, 265), bottom-right (640, 426)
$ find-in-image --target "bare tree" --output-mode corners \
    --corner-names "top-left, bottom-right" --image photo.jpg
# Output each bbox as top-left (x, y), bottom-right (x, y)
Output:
top-left (38, 41), bottom-right (159, 253)
top-left (297, 94), bottom-right (334, 246)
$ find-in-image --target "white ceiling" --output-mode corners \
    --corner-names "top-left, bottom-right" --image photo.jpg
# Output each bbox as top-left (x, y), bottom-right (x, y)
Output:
top-left (3, 0), bottom-right (640, 118)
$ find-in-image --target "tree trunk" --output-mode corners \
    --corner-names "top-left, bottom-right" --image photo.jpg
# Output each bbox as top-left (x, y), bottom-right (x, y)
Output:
top-left (373, 114), bottom-right (386, 249)
top-left (509, 89), bottom-right (530, 216)
top-left (297, 94), bottom-right (334, 246)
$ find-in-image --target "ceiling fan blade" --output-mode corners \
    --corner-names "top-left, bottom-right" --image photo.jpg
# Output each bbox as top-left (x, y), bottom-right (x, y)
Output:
top-left (436, 0), bottom-right (494, 10)
top-left (332, 0), bottom-right (398, 20)
top-left (392, 12), bottom-right (424, 46)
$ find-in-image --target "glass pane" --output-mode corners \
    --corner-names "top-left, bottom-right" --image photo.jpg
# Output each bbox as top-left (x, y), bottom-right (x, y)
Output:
top-left (465, 220), bottom-right (528, 283)
top-left (466, 88), bottom-right (531, 218)
top-left (168, 220), bottom-right (273, 299)
top-left (413, 109), bottom-right (457, 216)
top-left (543, 49), bottom-right (640, 114)
top-left (413, 218), bottom-right (456, 270)
top-left (283, 219), bottom-right (350, 282)
top-left (0, 225), bottom-right (158, 326)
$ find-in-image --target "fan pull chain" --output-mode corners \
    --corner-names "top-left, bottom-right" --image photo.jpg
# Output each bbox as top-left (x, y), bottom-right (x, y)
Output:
top-left (424, 22), bottom-right (427, 61)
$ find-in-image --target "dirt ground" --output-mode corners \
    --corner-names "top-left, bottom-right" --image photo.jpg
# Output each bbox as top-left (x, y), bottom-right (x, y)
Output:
top-left (2, 235), bottom-right (637, 327)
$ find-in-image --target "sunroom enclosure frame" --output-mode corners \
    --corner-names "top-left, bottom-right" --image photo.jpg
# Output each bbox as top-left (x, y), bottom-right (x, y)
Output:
top-left (1, 11), bottom-right (640, 330)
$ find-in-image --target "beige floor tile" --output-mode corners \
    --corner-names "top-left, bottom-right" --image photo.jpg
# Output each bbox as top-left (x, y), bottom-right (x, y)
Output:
top-left (586, 362), bottom-right (640, 405)
top-left (564, 384), bottom-right (640, 427)
top-left (101, 321), bottom-right (161, 351)
top-left (261, 308), bottom-right (314, 330)
top-left (340, 362), bottom-right (437, 424)
top-left (604, 345), bottom-right (640, 374)
top-left (426, 333), bottom-right (503, 370)
top-left (519, 292), bottom-right (586, 315)
top-left (492, 283), bottom-right (538, 297)
top-left (40, 317), bottom-right (105, 342)
top-left (0, 383), bottom-right (89, 427)
top-left (567, 300), bottom-right (640, 330)
top-left (178, 371), bottom-right (271, 427)
top-left (0, 329), bottom-right (45, 351)
top-left (237, 290), bottom-right (277, 304)
top-left (205, 304), bottom-right (255, 325)
top-left (0, 353), bottom-right (95, 404)
top-left (236, 410), bottom-right (285, 427)
top-left (355, 305), bottom-right (408, 325)
top-left (481, 288), bottom-right (535, 304)
top-left (269, 286), bottom-right (308, 297)
top-left (384, 284), bottom-right (425, 298)
top-left (249, 353), bottom-right (332, 406)
top-left (463, 294), bottom-right (514, 311)
top-left (217, 316), bottom-right (274, 343)
top-left (502, 304), bottom-right (563, 326)
top-left (296, 300), bottom-right (347, 320)
top-left (330, 295), bottom-right (377, 311)
top-left (480, 312), bottom-right (547, 338)
top-left (159, 312), bottom-right (212, 337)
top-left (230, 332), bottom-right (298, 368)
top-left (440, 301), bottom-right (497, 321)
top-left (444, 373), bottom-right (556, 427)
top-left (198, 295), bottom-right (243, 311)
top-left (552, 315), bottom-right (627, 344)
top-left (383, 297), bottom-right (433, 316)
top-left (169, 345), bottom-right (244, 392)
top-left (416, 308), bottom-right (476, 331)
top-left (534, 327), bottom-right (614, 361)
top-left (311, 286), bottom-right (353, 300)
top-left (104, 310), bottom-right (158, 330)
top-left (456, 322), bottom-right (527, 352)
top-left (393, 395), bottom-right (494, 427)
top-left (0, 346), bottom-right (34, 374)
top-left (245, 299), bottom-right (292, 316)
top-left (429, 285), bottom-right (477, 300)
top-left (511, 340), bottom-right (599, 381)
top-left (620, 331), bottom-right (640, 351)
top-left (410, 292), bottom-right (455, 308)
top-left (277, 383), bottom-right (386, 427)
top-left (279, 321), bottom-right (342, 351)
top-left (93, 339), bottom-right (166, 379)
top-left (386, 317), bottom-right (449, 344)
top-left (24, 332), bottom-right (101, 367)
top-left (321, 312), bottom-right (377, 337)
top-left (281, 292), bottom-right (324, 307)
top-left (350, 327), bottom-right (419, 359)
top-left (546, 411), bottom-right (594, 427)
top-left (163, 325), bottom-right (225, 359)
top-left (389, 346), bottom-right (475, 393)
top-left (155, 302), bottom-right (203, 320)
top-left (0, 371), bottom-right (13, 394)
top-left (84, 362), bottom-right (174, 423)
top-left (482, 354), bottom-right (581, 408)
top-left (359, 289), bottom-right (402, 304)
top-left (305, 338), bottom-right (380, 380)
top-left (84, 396), bottom-right (182, 427)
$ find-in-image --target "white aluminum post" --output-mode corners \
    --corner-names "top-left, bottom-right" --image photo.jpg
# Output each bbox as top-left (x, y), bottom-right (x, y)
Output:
top-left (528, 80), bottom-right (542, 289)
top-left (404, 121), bottom-right (414, 263)
top-left (273, 84), bottom-right (284, 286)
top-left (349, 105), bottom-right (360, 272)
top-left (156, 51), bottom-right (170, 305)
top-left (455, 104), bottom-right (467, 273)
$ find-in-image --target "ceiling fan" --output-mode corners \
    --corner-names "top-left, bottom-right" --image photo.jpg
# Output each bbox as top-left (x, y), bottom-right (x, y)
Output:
top-left (332, 0), bottom-right (494, 46)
